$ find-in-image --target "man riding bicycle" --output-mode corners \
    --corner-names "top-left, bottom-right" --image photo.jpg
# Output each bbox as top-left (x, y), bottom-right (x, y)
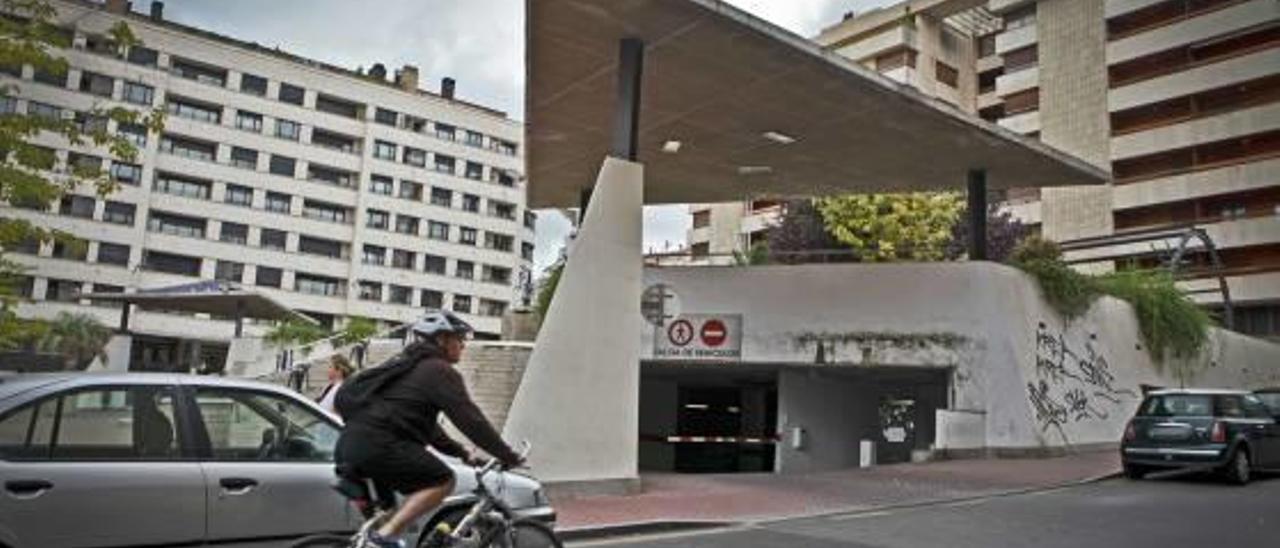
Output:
top-left (335, 311), bottom-right (523, 548)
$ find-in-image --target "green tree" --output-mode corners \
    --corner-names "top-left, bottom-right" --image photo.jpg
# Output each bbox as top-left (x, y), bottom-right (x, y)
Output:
top-left (533, 259), bottom-right (564, 326)
top-left (732, 241), bottom-right (770, 266)
top-left (0, 1), bottom-right (163, 345)
top-left (816, 192), bottom-right (964, 262)
top-left (335, 316), bottom-right (378, 347)
top-left (37, 311), bottom-right (111, 370)
top-left (265, 318), bottom-right (330, 348)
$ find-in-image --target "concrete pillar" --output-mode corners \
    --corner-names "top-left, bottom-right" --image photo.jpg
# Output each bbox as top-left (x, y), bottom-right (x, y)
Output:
top-left (503, 157), bottom-right (644, 489)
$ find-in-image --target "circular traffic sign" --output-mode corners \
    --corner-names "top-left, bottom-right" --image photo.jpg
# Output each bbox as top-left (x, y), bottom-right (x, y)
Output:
top-left (667, 319), bottom-right (695, 347)
top-left (700, 319), bottom-right (728, 347)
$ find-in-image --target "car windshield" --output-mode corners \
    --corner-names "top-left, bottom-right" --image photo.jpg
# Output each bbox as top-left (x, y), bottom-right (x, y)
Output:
top-left (1139, 394), bottom-right (1214, 417)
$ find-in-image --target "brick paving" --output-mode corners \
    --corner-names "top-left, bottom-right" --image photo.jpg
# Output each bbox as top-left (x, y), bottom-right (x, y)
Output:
top-left (554, 450), bottom-right (1120, 531)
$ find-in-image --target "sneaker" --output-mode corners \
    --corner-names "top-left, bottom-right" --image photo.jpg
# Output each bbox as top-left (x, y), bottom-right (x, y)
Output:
top-left (365, 531), bottom-right (405, 548)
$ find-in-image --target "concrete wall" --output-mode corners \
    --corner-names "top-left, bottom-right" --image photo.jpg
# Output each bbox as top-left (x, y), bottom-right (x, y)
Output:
top-left (638, 378), bottom-right (678, 470)
top-left (776, 370), bottom-right (879, 473)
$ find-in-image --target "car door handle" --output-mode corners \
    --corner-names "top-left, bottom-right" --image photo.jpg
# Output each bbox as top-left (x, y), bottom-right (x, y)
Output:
top-left (219, 477), bottom-right (259, 495)
top-left (5, 480), bottom-right (53, 498)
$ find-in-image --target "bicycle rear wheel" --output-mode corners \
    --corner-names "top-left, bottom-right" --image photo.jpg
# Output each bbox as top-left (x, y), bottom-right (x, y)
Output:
top-left (289, 533), bottom-right (356, 547)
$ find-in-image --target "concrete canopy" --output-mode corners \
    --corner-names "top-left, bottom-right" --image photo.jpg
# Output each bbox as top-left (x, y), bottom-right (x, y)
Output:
top-left (526, 0), bottom-right (1110, 208)
top-left (81, 281), bottom-right (313, 323)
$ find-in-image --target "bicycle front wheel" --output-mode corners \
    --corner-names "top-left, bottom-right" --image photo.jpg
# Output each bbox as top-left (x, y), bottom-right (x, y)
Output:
top-left (289, 533), bottom-right (357, 548)
top-left (499, 520), bottom-right (563, 548)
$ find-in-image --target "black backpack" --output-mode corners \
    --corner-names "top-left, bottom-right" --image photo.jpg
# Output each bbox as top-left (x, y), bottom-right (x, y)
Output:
top-left (332, 345), bottom-right (426, 420)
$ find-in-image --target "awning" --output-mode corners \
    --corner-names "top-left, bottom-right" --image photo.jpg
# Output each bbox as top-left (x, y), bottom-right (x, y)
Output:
top-left (525, 0), bottom-right (1110, 208)
top-left (81, 280), bottom-right (314, 323)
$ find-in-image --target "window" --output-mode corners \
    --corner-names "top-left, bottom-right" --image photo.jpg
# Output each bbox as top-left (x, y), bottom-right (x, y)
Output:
top-left (240, 73), bottom-right (267, 95)
top-left (260, 228), bottom-right (287, 250)
top-left (366, 209), bottom-right (390, 230)
top-left (403, 147), bottom-right (427, 167)
top-left (398, 180), bottom-right (423, 201)
top-left (373, 140), bottom-right (397, 161)
top-left (462, 194), bottom-right (481, 213)
top-left (1242, 395), bottom-right (1272, 419)
top-left (255, 266), bottom-right (282, 288)
top-left (276, 119), bottom-right (301, 141)
top-left (167, 97), bottom-right (222, 124)
top-left (402, 114), bottom-right (427, 133)
top-left (296, 274), bottom-right (343, 297)
top-left (1004, 88), bottom-right (1040, 115)
top-left (193, 389), bottom-right (338, 462)
top-left (374, 108), bottom-right (398, 126)
top-left (89, 284), bottom-right (124, 308)
top-left (170, 57), bottom-right (227, 86)
top-left (522, 242), bottom-right (535, 261)
top-left (493, 170), bottom-right (516, 187)
top-left (27, 101), bottom-right (61, 121)
top-left (362, 244), bottom-right (386, 266)
top-left (465, 130), bottom-right (484, 147)
top-left (369, 175), bottom-right (393, 195)
top-left (420, 290), bottom-right (444, 308)
top-left (492, 140), bottom-right (517, 156)
top-left (480, 299), bottom-right (507, 317)
top-left (0, 397), bottom-right (52, 459)
top-left (265, 192), bottom-right (292, 214)
top-left (455, 260), bottom-right (475, 279)
top-left (96, 242), bottom-right (130, 266)
top-left (315, 94), bottom-right (362, 119)
top-left (215, 260), bottom-right (244, 282)
top-left (110, 161), bottom-right (142, 185)
top-left (388, 285), bottom-right (412, 305)
top-left (231, 147), bottom-right (259, 170)
top-left (236, 111), bottom-right (263, 132)
top-left (459, 227), bottom-right (478, 246)
top-left (153, 173), bottom-right (212, 200)
top-left (219, 222), bottom-right (249, 245)
top-left (308, 164), bottom-right (356, 188)
top-left (452, 294), bottom-right (472, 314)
top-left (59, 195), bottom-right (95, 219)
top-left (392, 249), bottom-right (416, 270)
top-left (935, 61), bottom-right (958, 88)
top-left (489, 201), bottom-right (516, 220)
top-left (978, 33), bottom-right (997, 58)
top-left (692, 210), bottom-right (711, 229)
top-left (36, 387), bottom-right (181, 460)
top-left (67, 152), bottom-right (103, 176)
top-left (78, 71), bottom-right (114, 98)
top-left (73, 111), bottom-right (107, 135)
top-left (311, 128), bottom-right (359, 154)
top-left (434, 154), bottom-right (455, 174)
top-left (485, 232), bottom-right (514, 252)
top-left (874, 48), bottom-right (916, 72)
top-left (147, 211), bottom-right (206, 238)
top-left (160, 135), bottom-right (217, 162)
top-left (692, 242), bottom-right (710, 257)
top-left (483, 265), bottom-right (511, 285)
top-left (278, 83), bottom-right (305, 105)
top-left (431, 187), bottom-right (453, 207)
top-left (1003, 46), bottom-right (1038, 73)
top-left (428, 221), bottom-right (450, 240)
top-left (358, 281), bottom-right (383, 301)
top-left (269, 155), bottom-right (297, 177)
top-left (142, 250), bottom-right (202, 276)
top-left (394, 214), bottom-right (420, 235)
top-left (435, 123), bottom-right (456, 141)
top-left (464, 161), bottom-right (484, 180)
top-left (126, 45), bottom-right (159, 67)
top-left (423, 254), bottom-right (447, 275)
top-left (303, 200), bottom-right (352, 224)
top-left (225, 185), bottom-right (254, 208)
top-left (46, 278), bottom-right (81, 301)
top-left (298, 235), bottom-right (346, 259)
top-left (122, 81), bottom-right (154, 105)
top-left (51, 240), bottom-right (87, 261)
top-left (103, 201), bottom-right (135, 225)
top-left (33, 66), bottom-right (67, 87)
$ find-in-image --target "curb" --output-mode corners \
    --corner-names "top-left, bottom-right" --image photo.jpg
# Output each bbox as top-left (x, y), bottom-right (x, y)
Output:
top-left (559, 469), bottom-right (1122, 543)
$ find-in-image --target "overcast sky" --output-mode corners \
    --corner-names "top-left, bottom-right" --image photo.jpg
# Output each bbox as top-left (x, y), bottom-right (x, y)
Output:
top-left (152, 0), bottom-right (897, 273)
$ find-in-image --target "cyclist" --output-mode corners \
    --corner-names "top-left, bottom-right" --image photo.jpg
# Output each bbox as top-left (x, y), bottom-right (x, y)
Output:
top-left (335, 311), bottom-right (523, 548)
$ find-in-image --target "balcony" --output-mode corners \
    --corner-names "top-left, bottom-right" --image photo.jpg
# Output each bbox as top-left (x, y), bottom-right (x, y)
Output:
top-left (999, 110), bottom-right (1041, 135)
top-left (834, 25), bottom-right (917, 62)
top-left (1111, 102), bottom-right (1280, 160)
top-left (996, 24), bottom-right (1037, 55)
top-left (1107, 0), bottom-right (1272, 65)
top-left (996, 66), bottom-right (1039, 97)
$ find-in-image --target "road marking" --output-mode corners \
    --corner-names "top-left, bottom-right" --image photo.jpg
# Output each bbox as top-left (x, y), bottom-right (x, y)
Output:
top-left (828, 510), bottom-right (894, 521)
top-left (942, 498), bottom-right (988, 508)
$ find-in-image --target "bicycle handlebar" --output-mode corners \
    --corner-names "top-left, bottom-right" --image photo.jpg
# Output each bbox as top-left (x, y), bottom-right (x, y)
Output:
top-left (475, 439), bottom-right (531, 477)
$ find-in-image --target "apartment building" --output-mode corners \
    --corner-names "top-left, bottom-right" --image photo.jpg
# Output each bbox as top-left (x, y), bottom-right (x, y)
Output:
top-left (687, 0), bottom-right (1279, 339)
top-left (1, 0), bottom-right (534, 361)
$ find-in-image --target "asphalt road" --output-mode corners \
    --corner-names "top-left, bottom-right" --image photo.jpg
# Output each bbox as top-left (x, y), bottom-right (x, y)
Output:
top-left (573, 474), bottom-right (1280, 548)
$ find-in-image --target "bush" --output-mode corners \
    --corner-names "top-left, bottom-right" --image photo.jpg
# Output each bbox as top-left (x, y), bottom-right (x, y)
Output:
top-left (1010, 238), bottom-right (1099, 319)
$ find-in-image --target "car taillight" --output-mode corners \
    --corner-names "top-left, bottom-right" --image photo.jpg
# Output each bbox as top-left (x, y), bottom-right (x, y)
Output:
top-left (1210, 421), bottom-right (1227, 443)
top-left (1124, 422), bottom-right (1137, 441)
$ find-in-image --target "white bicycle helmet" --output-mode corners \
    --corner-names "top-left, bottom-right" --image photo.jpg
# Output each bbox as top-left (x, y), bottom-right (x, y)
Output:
top-left (410, 310), bottom-right (474, 339)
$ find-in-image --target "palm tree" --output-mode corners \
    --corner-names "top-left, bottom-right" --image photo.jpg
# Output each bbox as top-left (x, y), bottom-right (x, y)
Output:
top-left (38, 312), bottom-right (112, 371)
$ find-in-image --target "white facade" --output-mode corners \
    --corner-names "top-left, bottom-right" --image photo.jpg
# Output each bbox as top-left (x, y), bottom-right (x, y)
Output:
top-left (2, 1), bottom-right (533, 341)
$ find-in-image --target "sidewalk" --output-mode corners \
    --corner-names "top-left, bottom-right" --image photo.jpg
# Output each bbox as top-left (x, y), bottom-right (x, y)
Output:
top-left (554, 450), bottom-right (1120, 536)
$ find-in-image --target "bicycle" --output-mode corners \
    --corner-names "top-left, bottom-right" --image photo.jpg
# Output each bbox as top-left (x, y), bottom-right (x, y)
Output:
top-left (290, 442), bottom-right (561, 548)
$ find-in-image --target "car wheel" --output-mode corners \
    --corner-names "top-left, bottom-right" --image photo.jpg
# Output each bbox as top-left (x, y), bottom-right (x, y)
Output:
top-left (1123, 463), bottom-right (1147, 480)
top-left (1223, 449), bottom-right (1250, 486)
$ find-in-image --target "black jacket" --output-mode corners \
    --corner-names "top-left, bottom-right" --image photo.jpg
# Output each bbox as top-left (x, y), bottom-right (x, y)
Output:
top-left (350, 343), bottom-right (521, 465)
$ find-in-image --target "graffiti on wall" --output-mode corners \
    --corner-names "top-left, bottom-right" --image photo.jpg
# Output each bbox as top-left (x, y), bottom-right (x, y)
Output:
top-left (1028, 322), bottom-right (1138, 443)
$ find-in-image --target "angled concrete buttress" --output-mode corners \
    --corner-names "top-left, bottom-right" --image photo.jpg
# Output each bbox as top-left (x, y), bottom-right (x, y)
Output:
top-left (502, 157), bottom-right (644, 489)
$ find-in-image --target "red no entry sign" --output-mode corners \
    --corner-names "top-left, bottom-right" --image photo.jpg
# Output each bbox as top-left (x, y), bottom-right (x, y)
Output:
top-left (667, 319), bottom-right (695, 347)
top-left (700, 319), bottom-right (728, 347)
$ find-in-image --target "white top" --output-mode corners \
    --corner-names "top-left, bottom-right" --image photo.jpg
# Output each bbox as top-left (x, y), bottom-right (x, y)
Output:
top-left (318, 381), bottom-right (343, 414)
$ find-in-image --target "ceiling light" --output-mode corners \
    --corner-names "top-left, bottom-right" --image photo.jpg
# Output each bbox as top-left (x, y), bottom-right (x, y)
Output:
top-left (738, 166), bottom-right (773, 175)
top-left (662, 140), bottom-right (682, 153)
top-left (762, 131), bottom-right (796, 145)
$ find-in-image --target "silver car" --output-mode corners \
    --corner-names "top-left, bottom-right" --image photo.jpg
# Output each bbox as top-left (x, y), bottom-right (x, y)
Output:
top-left (0, 373), bottom-right (554, 548)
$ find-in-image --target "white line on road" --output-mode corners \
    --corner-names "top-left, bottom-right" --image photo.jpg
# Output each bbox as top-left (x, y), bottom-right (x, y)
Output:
top-left (828, 510), bottom-right (894, 521)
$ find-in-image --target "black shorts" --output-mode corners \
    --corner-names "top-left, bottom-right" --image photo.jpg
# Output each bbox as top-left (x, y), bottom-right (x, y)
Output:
top-left (336, 426), bottom-right (454, 494)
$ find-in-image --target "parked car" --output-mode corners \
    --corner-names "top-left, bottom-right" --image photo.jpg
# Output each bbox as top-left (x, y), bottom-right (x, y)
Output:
top-left (0, 373), bottom-right (554, 548)
top-left (1121, 388), bottom-right (1280, 485)
top-left (1255, 387), bottom-right (1280, 416)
